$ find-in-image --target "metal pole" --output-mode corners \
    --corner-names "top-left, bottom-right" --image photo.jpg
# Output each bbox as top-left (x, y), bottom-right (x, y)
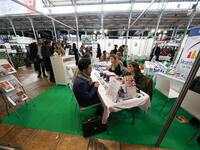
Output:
top-left (28, 17), bottom-right (37, 40)
top-left (129, 0), bottom-right (155, 30)
top-left (68, 30), bottom-right (70, 41)
top-left (155, 46), bottom-right (200, 147)
top-left (52, 20), bottom-right (58, 42)
top-left (185, 0), bottom-right (199, 34)
top-left (21, 31), bottom-right (24, 37)
top-left (174, 26), bottom-right (179, 39)
top-left (50, 30), bottom-right (54, 39)
top-left (36, 30), bottom-right (39, 37)
top-left (170, 27), bottom-right (176, 40)
top-left (101, 0), bottom-right (104, 38)
top-left (125, 0), bottom-right (134, 47)
top-left (7, 31), bottom-right (10, 36)
top-left (185, 12), bottom-right (196, 33)
top-left (72, 0), bottom-right (79, 48)
top-left (11, 0), bottom-right (76, 31)
top-left (155, 0), bottom-right (167, 39)
top-left (8, 19), bottom-right (17, 36)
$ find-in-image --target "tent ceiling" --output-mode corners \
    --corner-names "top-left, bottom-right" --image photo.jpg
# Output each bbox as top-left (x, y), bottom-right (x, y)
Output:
top-left (0, 0), bottom-right (199, 33)
top-left (0, 12), bottom-right (200, 32)
top-left (46, 0), bottom-right (197, 6)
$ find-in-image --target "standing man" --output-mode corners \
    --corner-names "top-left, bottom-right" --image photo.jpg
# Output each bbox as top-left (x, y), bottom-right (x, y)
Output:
top-left (149, 43), bottom-right (161, 61)
top-left (41, 40), bottom-right (54, 82)
top-left (110, 45), bottom-right (118, 54)
top-left (36, 39), bottom-right (47, 78)
top-left (72, 43), bottom-right (79, 65)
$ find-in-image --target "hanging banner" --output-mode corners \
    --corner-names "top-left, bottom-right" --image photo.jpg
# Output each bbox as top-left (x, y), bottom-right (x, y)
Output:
top-left (176, 27), bottom-right (200, 78)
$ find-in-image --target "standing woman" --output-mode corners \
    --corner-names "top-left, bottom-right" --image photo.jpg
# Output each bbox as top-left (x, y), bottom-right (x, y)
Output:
top-left (96, 43), bottom-right (102, 60)
top-left (108, 54), bottom-right (124, 76)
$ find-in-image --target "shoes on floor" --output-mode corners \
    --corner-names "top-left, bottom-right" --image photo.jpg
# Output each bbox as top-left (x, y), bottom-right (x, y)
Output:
top-left (43, 74), bottom-right (48, 78)
top-left (37, 74), bottom-right (42, 78)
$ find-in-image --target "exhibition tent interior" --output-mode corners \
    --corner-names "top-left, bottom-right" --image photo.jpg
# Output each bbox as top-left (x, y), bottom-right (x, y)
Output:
top-left (0, 0), bottom-right (200, 150)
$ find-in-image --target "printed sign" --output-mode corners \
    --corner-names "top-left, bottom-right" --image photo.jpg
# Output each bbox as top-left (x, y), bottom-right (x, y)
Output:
top-left (177, 27), bottom-right (200, 78)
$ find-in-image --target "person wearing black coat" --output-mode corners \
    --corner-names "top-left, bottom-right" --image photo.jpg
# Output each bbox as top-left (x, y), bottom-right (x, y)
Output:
top-left (41, 41), bottom-right (55, 82)
top-left (110, 45), bottom-right (118, 54)
top-left (73, 58), bottom-right (100, 107)
top-left (72, 43), bottom-right (79, 65)
top-left (149, 43), bottom-right (161, 61)
top-left (29, 39), bottom-right (47, 78)
top-left (96, 43), bottom-right (102, 60)
top-left (29, 42), bottom-right (38, 71)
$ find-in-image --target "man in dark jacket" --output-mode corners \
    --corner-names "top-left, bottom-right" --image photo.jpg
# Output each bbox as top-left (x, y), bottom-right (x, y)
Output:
top-left (72, 43), bottom-right (79, 65)
top-left (29, 39), bottom-right (47, 78)
top-left (110, 45), bottom-right (118, 54)
top-left (41, 41), bottom-right (55, 82)
top-left (149, 43), bottom-right (161, 61)
top-left (73, 58), bottom-right (100, 107)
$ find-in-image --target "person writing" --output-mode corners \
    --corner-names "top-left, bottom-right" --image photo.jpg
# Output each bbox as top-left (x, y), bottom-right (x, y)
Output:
top-left (73, 58), bottom-right (100, 107)
top-left (127, 62), bottom-right (146, 92)
top-left (108, 54), bottom-right (124, 76)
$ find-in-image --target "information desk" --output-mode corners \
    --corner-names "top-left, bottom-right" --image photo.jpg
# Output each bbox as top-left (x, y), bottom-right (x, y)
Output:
top-left (155, 72), bottom-right (185, 98)
top-left (91, 70), bottom-right (151, 124)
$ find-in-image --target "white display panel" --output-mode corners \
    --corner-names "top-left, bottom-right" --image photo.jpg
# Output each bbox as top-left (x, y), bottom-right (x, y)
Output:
top-left (176, 27), bottom-right (200, 78)
top-left (97, 37), bottom-right (154, 59)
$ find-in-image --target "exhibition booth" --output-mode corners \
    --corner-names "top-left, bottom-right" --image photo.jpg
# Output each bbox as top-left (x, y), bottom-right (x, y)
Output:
top-left (0, 0), bottom-right (200, 150)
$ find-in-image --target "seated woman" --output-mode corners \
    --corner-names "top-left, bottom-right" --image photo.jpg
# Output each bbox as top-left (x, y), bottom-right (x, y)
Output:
top-left (73, 58), bottom-right (100, 107)
top-left (108, 54), bottom-right (124, 76)
top-left (127, 61), bottom-right (147, 92)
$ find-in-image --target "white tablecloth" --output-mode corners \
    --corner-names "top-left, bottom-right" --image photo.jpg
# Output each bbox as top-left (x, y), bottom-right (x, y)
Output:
top-left (91, 70), bottom-right (151, 124)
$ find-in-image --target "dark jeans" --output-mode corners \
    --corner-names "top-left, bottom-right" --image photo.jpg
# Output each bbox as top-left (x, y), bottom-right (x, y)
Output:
top-left (149, 55), bottom-right (159, 61)
top-left (37, 58), bottom-right (46, 76)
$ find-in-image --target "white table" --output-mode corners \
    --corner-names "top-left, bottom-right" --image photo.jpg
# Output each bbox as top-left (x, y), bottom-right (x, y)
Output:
top-left (155, 72), bottom-right (185, 98)
top-left (91, 70), bottom-right (151, 124)
top-left (144, 61), bottom-right (167, 76)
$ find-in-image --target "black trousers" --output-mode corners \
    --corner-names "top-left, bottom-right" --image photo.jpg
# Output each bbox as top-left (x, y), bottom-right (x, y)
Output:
top-left (37, 58), bottom-right (46, 76)
top-left (149, 54), bottom-right (159, 61)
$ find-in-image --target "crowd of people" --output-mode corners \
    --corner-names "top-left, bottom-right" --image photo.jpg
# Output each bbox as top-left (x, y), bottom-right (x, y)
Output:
top-left (29, 39), bottom-right (83, 82)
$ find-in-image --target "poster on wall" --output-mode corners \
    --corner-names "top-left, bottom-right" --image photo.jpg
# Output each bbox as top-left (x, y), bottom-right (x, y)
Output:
top-left (177, 27), bottom-right (200, 78)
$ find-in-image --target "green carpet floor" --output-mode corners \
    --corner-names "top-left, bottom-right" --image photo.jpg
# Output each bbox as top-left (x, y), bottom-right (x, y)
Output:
top-left (1, 85), bottom-right (199, 150)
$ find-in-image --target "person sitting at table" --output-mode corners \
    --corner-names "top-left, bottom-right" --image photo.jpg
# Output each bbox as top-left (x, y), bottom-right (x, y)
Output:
top-left (73, 58), bottom-right (101, 107)
top-left (127, 61), bottom-right (153, 100)
top-left (108, 54), bottom-right (125, 76)
top-left (100, 50), bottom-right (107, 61)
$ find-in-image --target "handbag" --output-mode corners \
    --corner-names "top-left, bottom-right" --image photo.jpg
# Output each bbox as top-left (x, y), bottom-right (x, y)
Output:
top-left (82, 116), bottom-right (107, 137)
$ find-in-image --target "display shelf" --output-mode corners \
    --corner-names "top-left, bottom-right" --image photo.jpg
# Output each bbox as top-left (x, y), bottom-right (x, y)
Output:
top-left (0, 60), bottom-right (17, 76)
top-left (50, 55), bottom-right (75, 85)
top-left (0, 49), bottom-right (6, 52)
top-left (0, 58), bottom-right (30, 117)
top-left (6, 90), bottom-right (28, 106)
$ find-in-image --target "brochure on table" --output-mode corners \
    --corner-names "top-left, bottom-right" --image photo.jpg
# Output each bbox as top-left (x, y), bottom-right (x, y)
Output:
top-left (176, 27), bottom-right (200, 79)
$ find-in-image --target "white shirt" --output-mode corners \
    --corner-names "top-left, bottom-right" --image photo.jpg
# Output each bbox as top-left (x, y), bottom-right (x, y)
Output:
top-left (37, 45), bottom-right (43, 59)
